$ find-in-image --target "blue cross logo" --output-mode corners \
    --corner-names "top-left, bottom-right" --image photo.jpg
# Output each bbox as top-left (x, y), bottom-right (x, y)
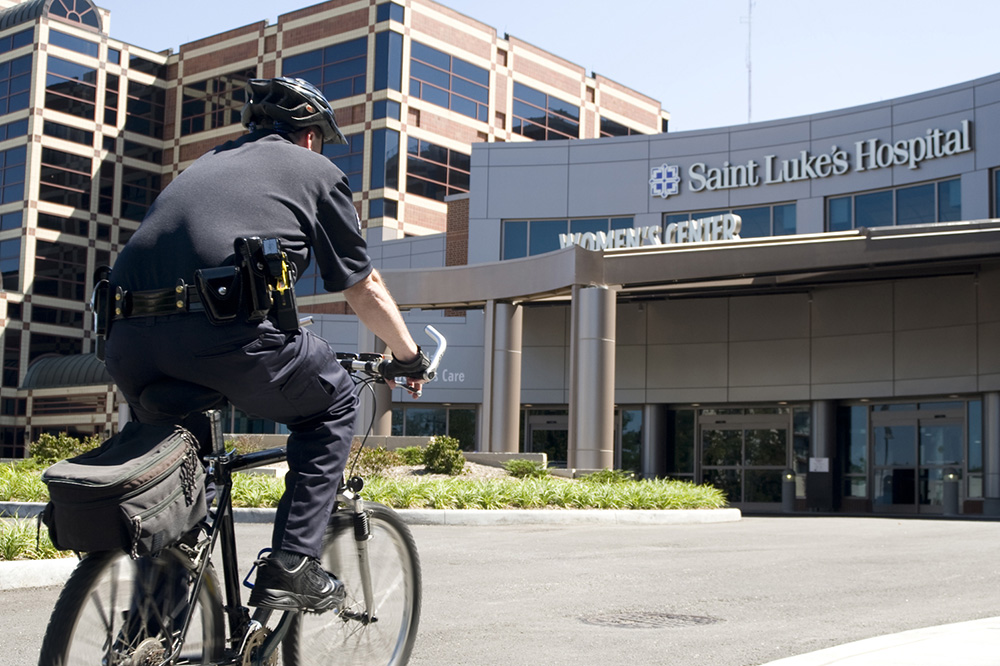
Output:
top-left (649, 164), bottom-right (681, 199)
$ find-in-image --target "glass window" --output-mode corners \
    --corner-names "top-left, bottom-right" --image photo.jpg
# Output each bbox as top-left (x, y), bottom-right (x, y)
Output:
top-left (180, 69), bottom-right (252, 136)
top-left (405, 137), bottom-right (469, 202)
top-left (600, 117), bottom-right (643, 137)
top-left (448, 408), bottom-right (477, 451)
top-left (733, 206), bottom-right (770, 238)
top-left (0, 238), bottom-right (19, 291)
top-left (620, 408), bottom-right (642, 475)
top-left (828, 177), bottom-right (960, 230)
top-left (374, 31), bottom-right (402, 92)
top-left (409, 40), bottom-right (488, 121)
top-left (0, 211), bottom-right (20, 231)
top-left (34, 240), bottom-right (87, 300)
top-left (45, 56), bottom-right (97, 119)
top-left (370, 128), bottom-right (399, 190)
top-left (773, 203), bottom-right (796, 235)
top-left (839, 405), bottom-right (868, 498)
top-left (323, 133), bottom-right (364, 190)
top-left (938, 178), bottom-right (961, 222)
top-left (49, 30), bottom-right (99, 58)
top-left (512, 82), bottom-right (579, 141)
top-left (404, 407), bottom-right (446, 436)
top-left (108, 48), bottom-right (120, 65)
top-left (48, 0), bottom-right (101, 29)
top-left (0, 118), bottom-right (27, 140)
top-left (128, 55), bottom-right (165, 77)
top-left (0, 54), bottom-right (32, 116)
top-left (828, 196), bottom-right (851, 232)
top-left (855, 190), bottom-right (893, 228)
top-left (126, 81), bottom-right (166, 138)
top-left (284, 38), bottom-right (366, 102)
top-left (502, 220), bottom-right (527, 259)
top-left (0, 144), bottom-right (26, 205)
top-left (120, 166), bottom-right (161, 221)
top-left (43, 120), bottom-right (93, 146)
top-left (896, 183), bottom-right (934, 226)
top-left (373, 99), bottom-right (400, 120)
top-left (376, 2), bottom-right (405, 22)
top-left (0, 29), bottom-right (32, 55)
top-left (527, 219), bottom-right (567, 255)
top-left (39, 147), bottom-right (91, 209)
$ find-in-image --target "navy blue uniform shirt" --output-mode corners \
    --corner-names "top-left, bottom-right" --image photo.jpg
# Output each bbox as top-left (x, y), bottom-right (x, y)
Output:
top-left (112, 129), bottom-right (372, 294)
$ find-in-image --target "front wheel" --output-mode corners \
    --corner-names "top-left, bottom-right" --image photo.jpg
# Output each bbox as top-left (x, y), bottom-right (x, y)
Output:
top-left (37, 548), bottom-right (225, 666)
top-left (283, 502), bottom-right (421, 666)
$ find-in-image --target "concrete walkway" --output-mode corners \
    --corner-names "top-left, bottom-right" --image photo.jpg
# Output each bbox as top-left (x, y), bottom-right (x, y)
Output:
top-left (758, 616), bottom-right (1000, 666)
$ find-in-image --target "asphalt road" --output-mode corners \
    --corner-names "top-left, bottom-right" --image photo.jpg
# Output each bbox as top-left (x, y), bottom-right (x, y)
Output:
top-left (3, 516), bottom-right (999, 666)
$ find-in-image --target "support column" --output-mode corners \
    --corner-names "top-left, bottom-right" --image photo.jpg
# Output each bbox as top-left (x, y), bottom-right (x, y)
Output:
top-left (983, 392), bottom-right (1000, 516)
top-left (569, 285), bottom-right (615, 470)
top-left (808, 400), bottom-right (837, 511)
top-left (488, 301), bottom-right (522, 453)
top-left (642, 404), bottom-right (668, 479)
top-left (356, 324), bottom-right (391, 436)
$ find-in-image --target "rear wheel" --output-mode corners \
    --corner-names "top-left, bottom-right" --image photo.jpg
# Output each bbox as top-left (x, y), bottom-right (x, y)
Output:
top-left (283, 502), bottom-right (421, 666)
top-left (37, 548), bottom-right (224, 666)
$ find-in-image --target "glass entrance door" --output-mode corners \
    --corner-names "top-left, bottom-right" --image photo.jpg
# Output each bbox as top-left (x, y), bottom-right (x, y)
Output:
top-left (872, 416), bottom-right (964, 514)
top-left (701, 425), bottom-right (788, 507)
top-left (526, 414), bottom-right (568, 468)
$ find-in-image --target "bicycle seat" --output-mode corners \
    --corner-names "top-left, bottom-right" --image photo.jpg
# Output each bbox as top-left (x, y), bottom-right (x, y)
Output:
top-left (138, 379), bottom-right (225, 418)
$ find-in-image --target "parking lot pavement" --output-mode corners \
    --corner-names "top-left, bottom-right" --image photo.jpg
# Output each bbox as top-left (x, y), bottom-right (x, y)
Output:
top-left (3, 517), bottom-right (999, 666)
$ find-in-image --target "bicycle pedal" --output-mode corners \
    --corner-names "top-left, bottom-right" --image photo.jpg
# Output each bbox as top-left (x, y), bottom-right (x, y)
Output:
top-left (243, 547), bottom-right (273, 589)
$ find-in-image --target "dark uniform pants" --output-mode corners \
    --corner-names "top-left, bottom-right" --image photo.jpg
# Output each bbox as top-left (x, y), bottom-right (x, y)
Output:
top-left (105, 314), bottom-right (357, 559)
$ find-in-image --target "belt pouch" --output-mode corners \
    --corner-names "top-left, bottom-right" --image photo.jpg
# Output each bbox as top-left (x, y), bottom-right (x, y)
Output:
top-left (194, 266), bottom-right (243, 325)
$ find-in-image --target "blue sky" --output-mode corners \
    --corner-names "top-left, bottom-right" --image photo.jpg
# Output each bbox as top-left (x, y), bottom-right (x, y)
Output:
top-left (95, 0), bottom-right (1000, 131)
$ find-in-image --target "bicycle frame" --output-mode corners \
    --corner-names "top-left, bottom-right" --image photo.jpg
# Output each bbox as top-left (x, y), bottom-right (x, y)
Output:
top-left (158, 324), bottom-right (446, 665)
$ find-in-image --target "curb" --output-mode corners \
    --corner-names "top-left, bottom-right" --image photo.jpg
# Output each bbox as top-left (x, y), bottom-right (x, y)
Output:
top-left (1, 503), bottom-right (740, 591)
top-left (1, 502), bottom-right (742, 526)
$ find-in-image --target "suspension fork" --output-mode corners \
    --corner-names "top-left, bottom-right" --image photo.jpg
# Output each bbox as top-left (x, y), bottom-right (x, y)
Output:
top-left (343, 489), bottom-right (377, 620)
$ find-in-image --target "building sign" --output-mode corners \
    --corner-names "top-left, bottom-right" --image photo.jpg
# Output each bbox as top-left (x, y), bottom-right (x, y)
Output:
top-left (561, 214), bottom-right (742, 250)
top-left (650, 120), bottom-right (972, 199)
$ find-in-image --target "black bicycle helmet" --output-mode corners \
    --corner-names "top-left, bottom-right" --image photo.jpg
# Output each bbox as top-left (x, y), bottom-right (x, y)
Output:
top-left (241, 77), bottom-right (347, 145)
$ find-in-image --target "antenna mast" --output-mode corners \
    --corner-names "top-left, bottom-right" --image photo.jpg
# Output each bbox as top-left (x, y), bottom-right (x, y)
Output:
top-left (745, 0), bottom-right (753, 123)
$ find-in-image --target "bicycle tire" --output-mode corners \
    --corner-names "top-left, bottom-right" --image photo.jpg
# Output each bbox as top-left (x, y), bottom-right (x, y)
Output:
top-left (283, 502), bottom-right (422, 666)
top-left (37, 548), bottom-right (225, 666)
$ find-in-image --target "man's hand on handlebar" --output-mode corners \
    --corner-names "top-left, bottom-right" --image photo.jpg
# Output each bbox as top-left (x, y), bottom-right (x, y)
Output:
top-left (381, 347), bottom-right (433, 397)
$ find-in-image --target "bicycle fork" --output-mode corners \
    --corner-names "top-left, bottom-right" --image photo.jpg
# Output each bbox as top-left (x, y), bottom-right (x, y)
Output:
top-left (342, 486), bottom-right (379, 625)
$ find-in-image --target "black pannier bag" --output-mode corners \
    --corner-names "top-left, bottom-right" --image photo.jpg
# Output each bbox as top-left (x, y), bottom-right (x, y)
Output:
top-left (41, 422), bottom-right (207, 557)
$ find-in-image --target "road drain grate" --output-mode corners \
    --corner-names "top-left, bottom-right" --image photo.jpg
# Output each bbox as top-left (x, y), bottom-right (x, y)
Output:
top-left (580, 611), bottom-right (722, 629)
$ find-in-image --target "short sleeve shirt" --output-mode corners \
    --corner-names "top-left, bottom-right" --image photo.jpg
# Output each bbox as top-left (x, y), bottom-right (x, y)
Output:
top-left (112, 130), bottom-right (372, 294)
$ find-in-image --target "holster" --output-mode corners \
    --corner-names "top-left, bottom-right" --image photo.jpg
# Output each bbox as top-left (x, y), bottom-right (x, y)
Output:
top-left (193, 266), bottom-right (244, 325)
top-left (235, 237), bottom-right (273, 322)
top-left (235, 236), bottom-right (299, 331)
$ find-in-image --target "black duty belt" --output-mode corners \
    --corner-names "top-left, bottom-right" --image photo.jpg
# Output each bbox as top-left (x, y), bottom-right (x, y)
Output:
top-left (113, 282), bottom-right (205, 320)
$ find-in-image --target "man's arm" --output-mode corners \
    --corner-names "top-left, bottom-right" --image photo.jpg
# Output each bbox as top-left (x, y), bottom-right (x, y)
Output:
top-left (342, 268), bottom-right (424, 389)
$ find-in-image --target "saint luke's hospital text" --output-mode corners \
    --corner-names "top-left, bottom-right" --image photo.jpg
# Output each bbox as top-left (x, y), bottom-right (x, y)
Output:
top-left (677, 120), bottom-right (973, 194)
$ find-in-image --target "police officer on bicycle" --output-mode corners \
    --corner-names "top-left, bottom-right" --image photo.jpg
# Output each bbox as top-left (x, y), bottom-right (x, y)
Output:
top-left (104, 77), bottom-right (430, 612)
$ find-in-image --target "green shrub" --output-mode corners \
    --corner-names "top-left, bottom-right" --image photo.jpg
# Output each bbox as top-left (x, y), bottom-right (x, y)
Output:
top-left (227, 434), bottom-right (267, 456)
top-left (580, 469), bottom-right (635, 484)
top-left (396, 446), bottom-right (425, 466)
top-left (346, 444), bottom-right (402, 478)
top-left (29, 432), bottom-right (102, 465)
top-left (503, 459), bottom-right (550, 479)
top-left (0, 519), bottom-right (72, 560)
top-left (423, 435), bottom-right (465, 476)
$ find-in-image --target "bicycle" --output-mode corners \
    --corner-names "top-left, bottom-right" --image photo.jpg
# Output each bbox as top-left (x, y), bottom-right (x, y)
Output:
top-left (37, 324), bottom-right (447, 666)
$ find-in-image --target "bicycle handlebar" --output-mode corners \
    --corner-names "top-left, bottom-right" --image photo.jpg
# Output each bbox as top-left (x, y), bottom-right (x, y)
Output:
top-left (338, 325), bottom-right (447, 398)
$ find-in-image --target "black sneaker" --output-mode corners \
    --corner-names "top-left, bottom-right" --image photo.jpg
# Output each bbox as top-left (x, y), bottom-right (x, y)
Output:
top-left (248, 556), bottom-right (346, 613)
